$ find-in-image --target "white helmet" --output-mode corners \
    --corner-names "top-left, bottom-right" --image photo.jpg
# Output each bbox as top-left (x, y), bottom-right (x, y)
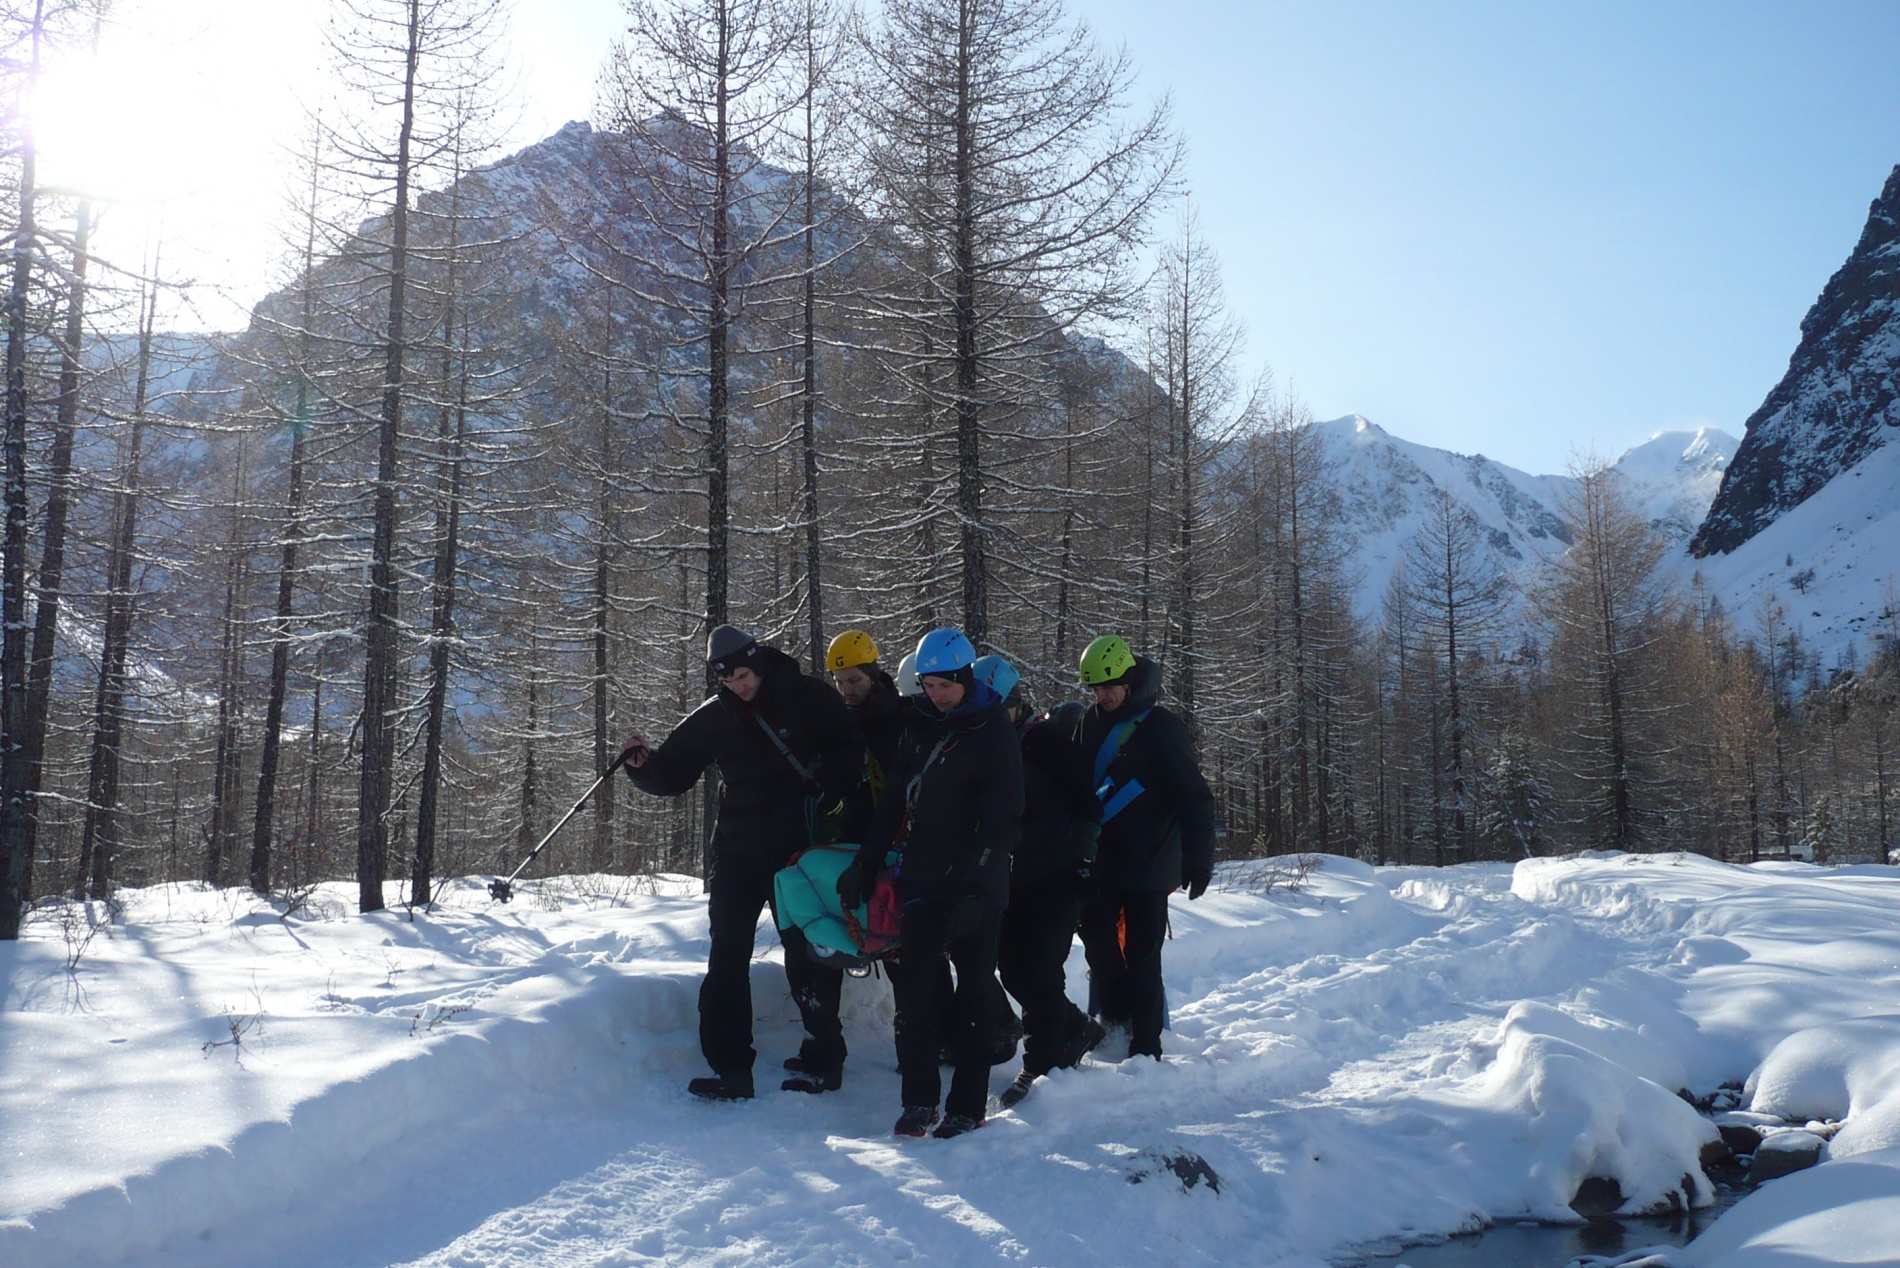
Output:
top-left (895, 651), bottom-right (923, 697)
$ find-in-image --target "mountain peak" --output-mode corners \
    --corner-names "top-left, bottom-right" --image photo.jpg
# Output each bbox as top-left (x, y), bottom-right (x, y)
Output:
top-left (1691, 163), bottom-right (1900, 557)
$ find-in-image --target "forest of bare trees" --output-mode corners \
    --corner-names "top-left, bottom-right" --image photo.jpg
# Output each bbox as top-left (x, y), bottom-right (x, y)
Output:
top-left (2, 0), bottom-right (1896, 938)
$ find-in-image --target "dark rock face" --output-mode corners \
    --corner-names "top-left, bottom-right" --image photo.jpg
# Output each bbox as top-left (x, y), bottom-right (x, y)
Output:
top-left (1692, 164), bottom-right (1900, 557)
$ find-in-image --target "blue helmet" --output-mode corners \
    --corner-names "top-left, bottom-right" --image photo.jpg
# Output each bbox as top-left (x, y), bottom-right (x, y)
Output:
top-left (913, 627), bottom-right (976, 676)
top-left (971, 653), bottom-right (1020, 700)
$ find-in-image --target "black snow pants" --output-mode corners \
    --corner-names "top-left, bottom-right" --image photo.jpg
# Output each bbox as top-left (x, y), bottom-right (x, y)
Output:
top-left (701, 866), bottom-right (845, 1077)
top-left (892, 897), bottom-right (1001, 1119)
top-left (1078, 887), bottom-right (1169, 1058)
top-left (998, 873), bottom-right (1091, 1076)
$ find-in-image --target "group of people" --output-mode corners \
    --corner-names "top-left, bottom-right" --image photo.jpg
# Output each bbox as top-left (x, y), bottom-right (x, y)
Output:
top-left (617, 622), bottom-right (1216, 1139)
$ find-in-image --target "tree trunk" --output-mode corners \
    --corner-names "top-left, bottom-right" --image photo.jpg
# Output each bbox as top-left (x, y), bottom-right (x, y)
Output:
top-left (357, 0), bottom-right (424, 914)
top-left (250, 164), bottom-right (321, 896)
top-left (208, 441), bottom-right (250, 887)
top-left (800, 30), bottom-right (824, 669)
top-left (952, 0), bottom-right (985, 642)
top-left (0, 0), bottom-right (44, 939)
top-left (413, 333), bottom-right (468, 907)
top-left (591, 367), bottom-right (615, 871)
top-left (78, 277), bottom-right (157, 900)
top-left (21, 201), bottom-right (92, 901)
top-left (705, 1), bottom-right (732, 662)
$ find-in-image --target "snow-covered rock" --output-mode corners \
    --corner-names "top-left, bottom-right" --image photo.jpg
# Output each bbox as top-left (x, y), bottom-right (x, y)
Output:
top-left (1748, 1129), bottom-right (1826, 1180)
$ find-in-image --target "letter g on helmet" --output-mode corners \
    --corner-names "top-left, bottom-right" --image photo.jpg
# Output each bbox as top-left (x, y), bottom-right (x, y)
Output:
top-left (825, 629), bottom-right (878, 672)
top-left (913, 627), bottom-right (976, 675)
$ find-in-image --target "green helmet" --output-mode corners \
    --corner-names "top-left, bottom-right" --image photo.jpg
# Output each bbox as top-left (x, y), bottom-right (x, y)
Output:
top-left (1079, 634), bottom-right (1135, 686)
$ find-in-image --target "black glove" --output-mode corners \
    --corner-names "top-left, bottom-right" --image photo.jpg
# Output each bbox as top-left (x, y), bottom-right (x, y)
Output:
top-left (1070, 823), bottom-right (1100, 887)
top-left (1073, 822), bottom-right (1101, 867)
top-left (836, 860), bottom-right (867, 911)
top-left (1184, 869), bottom-right (1210, 901)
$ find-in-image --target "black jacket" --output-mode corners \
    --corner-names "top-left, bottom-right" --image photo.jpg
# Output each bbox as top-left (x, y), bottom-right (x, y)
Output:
top-left (863, 681), bottom-right (1023, 909)
top-left (625, 646), bottom-right (863, 877)
top-left (1077, 656), bottom-right (1215, 892)
top-left (1012, 702), bottom-right (1102, 886)
top-left (839, 670), bottom-right (913, 845)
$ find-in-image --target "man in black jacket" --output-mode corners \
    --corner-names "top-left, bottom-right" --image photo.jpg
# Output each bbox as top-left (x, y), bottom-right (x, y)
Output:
top-left (840, 628), bottom-right (1023, 1138)
top-left (621, 625), bottom-right (864, 1100)
top-left (824, 629), bottom-right (911, 846)
top-left (1074, 635), bottom-right (1215, 1060)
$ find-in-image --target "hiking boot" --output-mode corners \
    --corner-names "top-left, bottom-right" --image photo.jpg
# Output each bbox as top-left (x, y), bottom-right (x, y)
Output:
top-left (932, 1113), bottom-right (984, 1139)
top-left (894, 1105), bottom-right (941, 1137)
top-left (999, 1070), bottom-right (1039, 1109)
top-left (1077, 1017), bottom-right (1108, 1059)
top-left (686, 1072), bottom-right (755, 1101)
top-left (783, 1055), bottom-right (809, 1073)
top-left (780, 1067), bottom-right (843, 1094)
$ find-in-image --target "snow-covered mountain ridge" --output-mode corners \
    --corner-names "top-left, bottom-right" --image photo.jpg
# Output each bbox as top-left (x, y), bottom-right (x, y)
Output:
top-left (1309, 413), bottom-right (1737, 623)
top-left (168, 118), bottom-right (1878, 661)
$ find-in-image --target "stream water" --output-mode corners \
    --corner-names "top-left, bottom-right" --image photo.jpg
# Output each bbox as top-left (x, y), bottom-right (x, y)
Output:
top-left (1334, 1160), bottom-right (1755, 1268)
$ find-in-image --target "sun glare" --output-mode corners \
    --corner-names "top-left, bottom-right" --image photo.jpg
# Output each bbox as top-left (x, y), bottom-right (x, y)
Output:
top-left (35, 42), bottom-right (208, 207)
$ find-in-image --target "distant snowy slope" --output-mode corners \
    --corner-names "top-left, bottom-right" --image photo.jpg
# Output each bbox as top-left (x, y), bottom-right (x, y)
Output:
top-left (1312, 415), bottom-right (1736, 622)
top-left (1693, 436), bottom-right (1900, 664)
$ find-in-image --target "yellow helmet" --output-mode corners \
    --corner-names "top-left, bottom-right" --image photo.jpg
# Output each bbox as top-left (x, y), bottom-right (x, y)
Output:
top-left (825, 629), bottom-right (879, 672)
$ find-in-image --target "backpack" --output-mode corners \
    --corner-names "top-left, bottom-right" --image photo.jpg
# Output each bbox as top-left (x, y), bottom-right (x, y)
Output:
top-left (773, 842), bottom-right (901, 971)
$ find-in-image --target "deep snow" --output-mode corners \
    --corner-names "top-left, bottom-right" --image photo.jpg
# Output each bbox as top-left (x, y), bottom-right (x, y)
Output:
top-left (3, 855), bottom-right (1899, 1267)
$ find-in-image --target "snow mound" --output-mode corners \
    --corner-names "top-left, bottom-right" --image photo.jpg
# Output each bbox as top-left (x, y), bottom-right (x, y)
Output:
top-left (1746, 1015), bottom-right (1900, 1128)
top-left (1687, 1146), bottom-right (1900, 1267)
top-left (1453, 1005), bottom-right (1719, 1216)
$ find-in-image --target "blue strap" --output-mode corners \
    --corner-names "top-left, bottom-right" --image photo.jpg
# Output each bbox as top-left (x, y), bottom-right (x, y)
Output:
top-left (1093, 709), bottom-right (1152, 823)
top-left (1099, 777), bottom-right (1146, 824)
top-left (1092, 710), bottom-right (1151, 787)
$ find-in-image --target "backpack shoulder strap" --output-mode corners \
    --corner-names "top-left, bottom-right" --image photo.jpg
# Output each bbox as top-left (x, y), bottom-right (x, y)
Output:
top-left (1092, 709), bottom-right (1152, 787)
top-left (752, 711), bottom-right (818, 786)
top-left (904, 732), bottom-right (956, 809)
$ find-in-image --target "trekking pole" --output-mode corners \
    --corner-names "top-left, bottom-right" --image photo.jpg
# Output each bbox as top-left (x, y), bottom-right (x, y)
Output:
top-left (489, 754), bottom-right (629, 903)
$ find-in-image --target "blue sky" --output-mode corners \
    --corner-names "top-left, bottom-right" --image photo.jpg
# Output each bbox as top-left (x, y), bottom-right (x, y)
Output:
top-left (46, 0), bottom-right (1900, 475)
top-left (1068, 0), bottom-right (1900, 471)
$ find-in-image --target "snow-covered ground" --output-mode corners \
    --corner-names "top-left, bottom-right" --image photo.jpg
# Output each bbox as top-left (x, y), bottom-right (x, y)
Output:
top-left (3, 854), bottom-right (1899, 1267)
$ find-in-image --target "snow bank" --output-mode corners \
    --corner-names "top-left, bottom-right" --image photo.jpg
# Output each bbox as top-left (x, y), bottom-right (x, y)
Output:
top-left (1449, 1004), bottom-right (1719, 1216)
top-left (1747, 1016), bottom-right (1900, 1127)
top-left (1688, 1147), bottom-right (1900, 1267)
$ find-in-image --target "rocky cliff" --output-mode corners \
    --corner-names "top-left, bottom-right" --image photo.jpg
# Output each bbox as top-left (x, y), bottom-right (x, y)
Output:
top-left (1692, 164), bottom-right (1900, 557)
